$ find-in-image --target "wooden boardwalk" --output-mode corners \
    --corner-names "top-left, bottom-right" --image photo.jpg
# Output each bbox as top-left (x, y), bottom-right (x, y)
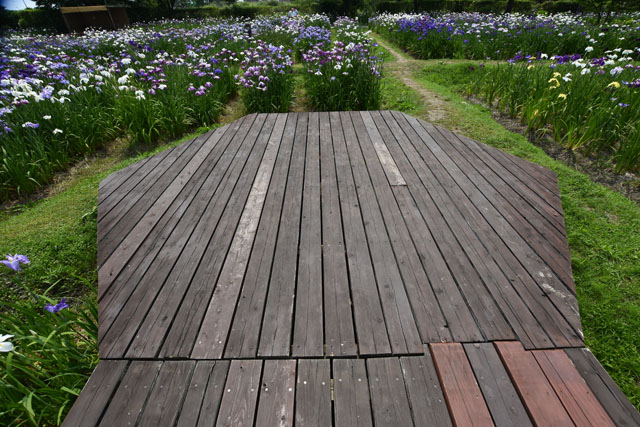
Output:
top-left (63, 111), bottom-right (639, 426)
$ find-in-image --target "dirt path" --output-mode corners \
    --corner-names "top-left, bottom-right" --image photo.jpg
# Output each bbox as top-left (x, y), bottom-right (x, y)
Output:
top-left (374, 36), bottom-right (449, 123)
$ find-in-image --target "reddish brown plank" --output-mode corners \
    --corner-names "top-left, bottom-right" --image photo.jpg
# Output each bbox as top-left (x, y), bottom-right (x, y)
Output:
top-left (565, 348), bottom-right (640, 426)
top-left (431, 343), bottom-right (494, 427)
top-left (495, 341), bottom-right (573, 426)
top-left (533, 350), bottom-right (614, 427)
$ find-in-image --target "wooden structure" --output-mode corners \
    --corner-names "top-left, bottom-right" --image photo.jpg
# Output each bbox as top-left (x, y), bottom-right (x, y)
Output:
top-left (63, 111), bottom-right (640, 426)
top-left (60, 6), bottom-right (129, 33)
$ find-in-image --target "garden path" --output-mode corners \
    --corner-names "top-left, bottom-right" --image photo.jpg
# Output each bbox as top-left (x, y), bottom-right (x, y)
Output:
top-left (63, 111), bottom-right (639, 426)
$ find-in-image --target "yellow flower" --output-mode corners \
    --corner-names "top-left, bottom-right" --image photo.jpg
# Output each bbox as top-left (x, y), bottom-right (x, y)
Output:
top-left (528, 65), bottom-right (534, 70)
top-left (607, 81), bottom-right (620, 89)
top-left (558, 93), bottom-right (567, 100)
top-left (548, 78), bottom-right (560, 89)
top-left (530, 56), bottom-right (537, 60)
top-left (553, 72), bottom-right (561, 78)
top-left (533, 109), bottom-right (539, 116)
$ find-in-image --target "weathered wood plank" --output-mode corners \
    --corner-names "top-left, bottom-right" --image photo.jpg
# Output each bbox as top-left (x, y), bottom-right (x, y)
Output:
top-left (295, 360), bottom-right (332, 427)
top-left (340, 112), bottom-right (422, 355)
top-left (400, 352), bottom-right (452, 426)
top-left (258, 113), bottom-right (307, 357)
top-left (192, 113), bottom-right (287, 359)
top-left (431, 343), bottom-right (494, 427)
top-left (255, 360), bottom-right (296, 427)
top-left (138, 361), bottom-right (195, 427)
top-left (434, 124), bottom-right (575, 292)
top-left (318, 111), bottom-right (359, 357)
top-left (354, 111), bottom-right (451, 344)
top-left (98, 127), bottom-right (226, 298)
top-left (62, 360), bottom-right (128, 427)
top-left (98, 361), bottom-right (162, 427)
top-left (175, 361), bottom-right (215, 427)
top-left (196, 361), bottom-right (231, 427)
top-left (292, 112), bottom-right (324, 358)
top-left (495, 341), bottom-right (573, 426)
top-left (333, 359), bottom-right (373, 427)
top-left (216, 360), bottom-right (262, 427)
top-left (565, 348), bottom-right (640, 426)
top-left (464, 343), bottom-right (532, 427)
top-left (159, 114), bottom-right (273, 358)
top-left (98, 115), bottom-right (253, 357)
top-left (533, 350), bottom-right (614, 427)
top-left (367, 357), bottom-right (413, 426)
top-left (223, 113), bottom-right (296, 358)
top-left (360, 111), bottom-right (405, 185)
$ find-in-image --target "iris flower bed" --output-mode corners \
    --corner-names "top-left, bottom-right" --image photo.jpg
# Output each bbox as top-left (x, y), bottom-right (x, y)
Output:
top-left (1, 14), bottom-right (383, 202)
top-left (465, 51), bottom-right (640, 172)
top-left (0, 255), bottom-right (98, 425)
top-left (371, 12), bottom-right (640, 60)
top-left (235, 41), bottom-right (294, 113)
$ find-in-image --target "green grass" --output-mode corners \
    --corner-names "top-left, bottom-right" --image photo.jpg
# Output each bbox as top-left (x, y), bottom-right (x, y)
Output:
top-left (408, 64), bottom-right (640, 408)
top-left (0, 126), bottom-right (216, 305)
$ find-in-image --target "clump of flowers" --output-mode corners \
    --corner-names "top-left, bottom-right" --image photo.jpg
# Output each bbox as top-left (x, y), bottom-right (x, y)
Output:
top-left (235, 41), bottom-right (294, 113)
top-left (303, 41), bottom-right (383, 111)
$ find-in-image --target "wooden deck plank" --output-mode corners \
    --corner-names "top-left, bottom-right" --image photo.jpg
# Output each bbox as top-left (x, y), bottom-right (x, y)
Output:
top-left (97, 131), bottom-right (206, 269)
top-left (359, 110), bottom-right (406, 186)
top-left (196, 361), bottom-right (231, 426)
top-left (159, 114), bottom-right (274, 358)
top-left (533, 350), bottom-right (614, 427)
top-left (343, 112), bottom-right (422, 355)
top-left (62, 360), bottom-right (128, 427)
top-left (255, 360), bottom-right (297, 427)
top-left (98, 114), bottom-right (257, 358)
top-left (396, 111), bottom-right (582, 346)
top-left (98, 127), bottom-right (226, 298)
top-left (216, 360), bottom-right (262, 427)
top-left (400, 351), bottom-right (452, 426)
top-left (223, 113), bottom-right (296, 358)
top-left (384, 111), bottom-right (512, 342)
top-left (409, 117), bottom-right (579, 310)
top-left (295, 360), bottom-right (332, 427)
top-left (175, 361), bottom-right (215, 427)
top-left (565, 348), bottom-right (640, 426)
top-left (292, 113), bottom-right (325, 358)
top-left (434, 125), bottom-right (573, 286)
top-left (98, 361), bottom-right (162, 427)
top-left (98, 155), bottom-right (153, 215)
top-left (333, 359), bottom-right (373, 427)
top-left (495, 341), bottom-right (573, 426)
top-left (258, 113), bottom-right (307, 357)
top-left (318, 111), bottom-right (360, 357)
top-left (138, 361), bottom-right (195, 427)
top-left (464, 343), bottom-right (532, 427)
top-left (367, 357), bottom-right (414, 426)
top-left (431, 343), bottom-right (495, 427)
top-left (349, 111), bottom-right (450, 344)
top-left (192, 113), bottom-right (287, 359)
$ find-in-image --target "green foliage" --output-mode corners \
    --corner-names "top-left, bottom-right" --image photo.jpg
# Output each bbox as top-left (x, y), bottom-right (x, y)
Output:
top-left (0, 278), bottom-right (98, 426)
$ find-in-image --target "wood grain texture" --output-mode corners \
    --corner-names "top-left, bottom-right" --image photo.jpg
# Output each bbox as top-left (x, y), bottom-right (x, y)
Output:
top-left (495, 341), bottom-right (573, 427)
top-left (333, 359), bottom-right (373, 427)
top-left (255, 360), bottom-right (296, 427)
top-left (431, 343), bottom-right (494, 427)
top-left (295, 360), bottom-right (332, 427)
top-left (216, 360), bottom-right (262, 427)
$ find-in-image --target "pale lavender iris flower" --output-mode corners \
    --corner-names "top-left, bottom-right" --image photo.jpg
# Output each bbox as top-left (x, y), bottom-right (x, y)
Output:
top-left (0, 254), bottom-right (30, 272)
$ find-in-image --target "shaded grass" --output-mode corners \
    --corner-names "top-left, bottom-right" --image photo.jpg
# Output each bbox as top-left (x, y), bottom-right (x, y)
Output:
top-left (408, 64), bottom-right (640, 409)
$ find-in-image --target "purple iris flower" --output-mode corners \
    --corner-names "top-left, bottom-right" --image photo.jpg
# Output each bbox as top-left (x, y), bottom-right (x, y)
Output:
top-left (44, 298), bottom-right (69, 313)
top-left (1, 254), bottom-right (30, 272)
